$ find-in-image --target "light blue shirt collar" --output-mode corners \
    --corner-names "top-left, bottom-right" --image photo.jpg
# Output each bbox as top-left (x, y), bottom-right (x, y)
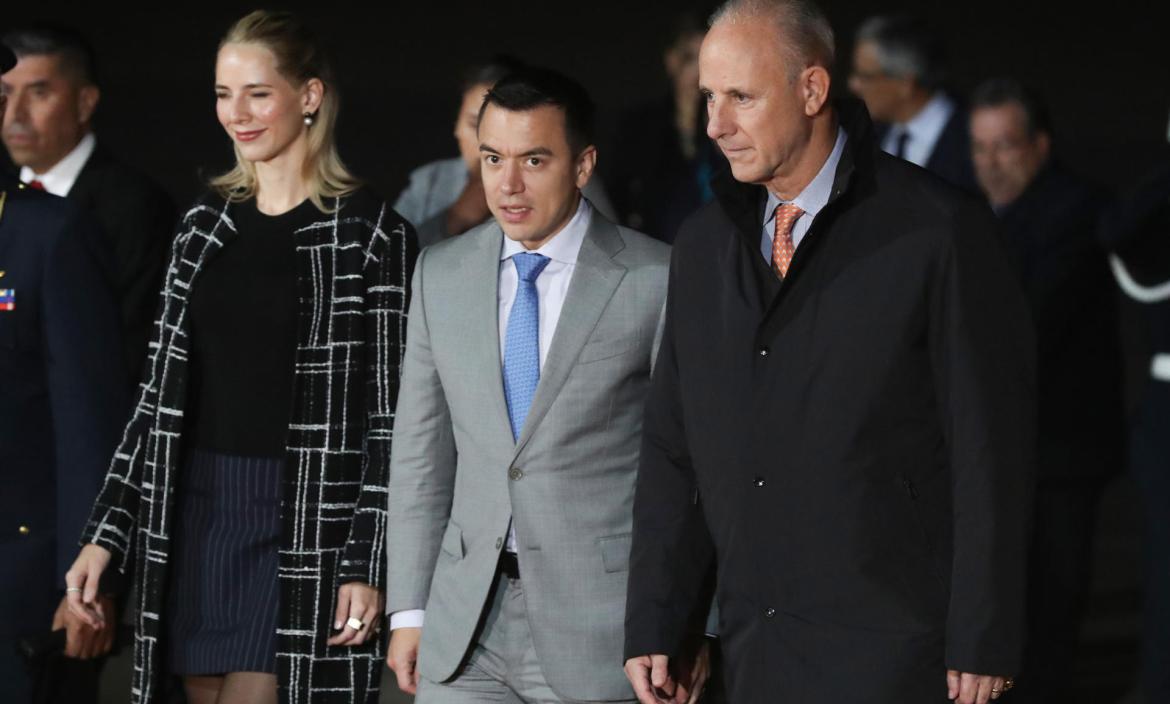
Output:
top-left (761, 127), bottom-right (847, 259)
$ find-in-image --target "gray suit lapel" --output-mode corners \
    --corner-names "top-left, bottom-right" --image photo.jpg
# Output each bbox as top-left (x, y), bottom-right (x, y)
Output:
top-left (512, 214), bottom-right (627, 456)
top-left (458, 223), bottom-right (514, 444)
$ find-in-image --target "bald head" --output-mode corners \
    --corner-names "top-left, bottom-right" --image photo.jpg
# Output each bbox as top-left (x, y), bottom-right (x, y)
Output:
top-left (699, 17), bottom-right (835, 197)
top-left (709, 0), bottom-right (835, 81)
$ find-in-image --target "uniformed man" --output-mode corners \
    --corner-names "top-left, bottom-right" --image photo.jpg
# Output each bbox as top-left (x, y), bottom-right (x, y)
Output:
top-left (0, 41), bottom-right (128, 704)
top-left (2, 23), bottom-right (175, 382)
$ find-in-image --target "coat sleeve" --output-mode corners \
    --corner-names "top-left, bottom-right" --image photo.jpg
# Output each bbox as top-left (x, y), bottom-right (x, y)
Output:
top-left (43, 205), bottom-right (129, 581)
top-left (384, 245), bottom-right (459, 613)
top-left (930, 202), bottom-right (1036, 675)
top-left (80, 210), bottom-right (189, 573)
top-left (338, 206), bottom-right (419, 587)
top-left (624, 246), bottom-right (716, 660)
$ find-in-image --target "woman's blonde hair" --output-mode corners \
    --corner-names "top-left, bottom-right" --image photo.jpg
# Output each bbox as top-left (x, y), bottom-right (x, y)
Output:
top-left (209, 10), bottom-right (359, 212)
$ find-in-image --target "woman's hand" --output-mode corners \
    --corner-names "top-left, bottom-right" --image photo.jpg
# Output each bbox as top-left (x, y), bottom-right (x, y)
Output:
top-left (64, 544), bottom-right (112, 629)
top-left (327, 582), bottom-right (384, 647)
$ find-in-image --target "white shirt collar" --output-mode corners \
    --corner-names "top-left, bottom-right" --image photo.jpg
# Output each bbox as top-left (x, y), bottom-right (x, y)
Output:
top-left (887, 93), bottom-right (954, 167)
top-left (904, 93), bottom-right (953, 137)
top-left (500, 196), bottom-right (592, 266)
top-left (19, 132), bottom-right (96, 197)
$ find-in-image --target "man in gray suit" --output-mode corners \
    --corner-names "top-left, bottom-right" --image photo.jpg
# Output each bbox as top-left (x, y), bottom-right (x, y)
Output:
top-left (384, 68), bottom-right (684, 702)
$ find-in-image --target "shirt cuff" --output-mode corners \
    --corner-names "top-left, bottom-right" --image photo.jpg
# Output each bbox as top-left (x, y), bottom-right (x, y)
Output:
top-left (390, 609), bottom-right (425, 630)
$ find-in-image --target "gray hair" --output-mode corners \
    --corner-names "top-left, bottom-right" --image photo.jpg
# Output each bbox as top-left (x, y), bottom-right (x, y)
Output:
top-left (855, 15), bottom-right (946, 91)
top-left (710, 0), bottom-right (836, 81)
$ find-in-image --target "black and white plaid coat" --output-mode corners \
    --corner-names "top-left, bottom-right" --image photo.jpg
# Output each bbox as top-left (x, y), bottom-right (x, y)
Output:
top-left (81, 188), bottom-right (417, 703)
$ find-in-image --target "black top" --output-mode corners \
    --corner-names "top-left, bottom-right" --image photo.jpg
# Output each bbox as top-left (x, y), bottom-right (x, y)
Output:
top-left (187, 197), bottom-right (315, 456)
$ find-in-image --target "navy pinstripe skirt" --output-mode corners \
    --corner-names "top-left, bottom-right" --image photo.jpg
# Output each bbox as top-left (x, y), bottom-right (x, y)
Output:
top-left (166, 450), bottom-right (283, 675)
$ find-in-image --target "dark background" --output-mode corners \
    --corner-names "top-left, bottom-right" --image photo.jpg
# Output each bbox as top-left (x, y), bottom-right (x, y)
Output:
top-left (4, 0), bottom-right (1169, 208)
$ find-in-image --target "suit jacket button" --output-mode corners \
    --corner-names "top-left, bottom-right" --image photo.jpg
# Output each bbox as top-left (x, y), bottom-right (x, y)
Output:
top-left (509, 467), bottom-right (523, 481)
top-left (754, 477), bottom-right (766, 487)
top-left (495, 537), bottom-right (503, 550)
top-left (758, 346), bottom-right (769, 357)
top-left (765, 607), bottom-right (776, 618)
top-left (18, 525), bottom-right (30, 535)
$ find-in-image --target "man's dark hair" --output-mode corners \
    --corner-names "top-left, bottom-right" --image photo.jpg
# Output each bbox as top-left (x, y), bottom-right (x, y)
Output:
top-left (970, 78), bottom-right (1052, 138)
top-left (855, 15), bottom-right (946, 92)
top-left (478, 67), bottom-right (596, 155)
top-left (459, 55), bottom-right (526, 95)
top-left (2, 24), bottom-right (99, 86)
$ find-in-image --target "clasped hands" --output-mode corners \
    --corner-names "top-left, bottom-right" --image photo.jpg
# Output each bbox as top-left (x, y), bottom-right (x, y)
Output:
top-left (623, 640), bottom-right (712, 704)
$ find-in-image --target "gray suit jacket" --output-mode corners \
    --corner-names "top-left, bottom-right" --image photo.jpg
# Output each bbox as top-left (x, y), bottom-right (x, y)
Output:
top-left (386, 208), bottom-right (669, 700)
top-left (394, 157), bottom-right (618, 249)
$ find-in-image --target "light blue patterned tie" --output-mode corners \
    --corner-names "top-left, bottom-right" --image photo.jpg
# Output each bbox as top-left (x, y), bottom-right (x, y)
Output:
top-left (503, 253), bottom-right (551, 441)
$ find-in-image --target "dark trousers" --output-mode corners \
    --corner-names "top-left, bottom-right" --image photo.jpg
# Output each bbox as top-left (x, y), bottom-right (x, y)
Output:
top-left (1132, 382), bottom-right (1170, 702)
top-left (1012, 477), bottom-right (1109, 703)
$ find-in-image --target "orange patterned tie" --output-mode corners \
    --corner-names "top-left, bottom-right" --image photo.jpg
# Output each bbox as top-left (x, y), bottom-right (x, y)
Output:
top-left (771, 203), bottom-right (803, 278)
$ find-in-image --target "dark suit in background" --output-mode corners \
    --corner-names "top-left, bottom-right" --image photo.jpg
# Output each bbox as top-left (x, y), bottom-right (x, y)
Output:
top-left (875, 102), bottom-right (978, 193)
top-left (922, 106), bottom-right (977, 192)
top-left (992, 163), bottom-right (1125, 702)
top-left (64, 144), bottom-right (175, 383)
top-left (0, 175), bottom-right (128, 702)
top-left (625, 100), bottom-right (1036, 702)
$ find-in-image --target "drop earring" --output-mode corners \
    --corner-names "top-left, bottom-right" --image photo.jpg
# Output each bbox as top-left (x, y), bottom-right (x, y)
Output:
top-left (303, 112), bottom-right (315, 126)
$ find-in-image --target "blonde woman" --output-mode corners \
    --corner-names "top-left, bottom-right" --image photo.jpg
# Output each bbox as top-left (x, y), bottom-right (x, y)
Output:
top-left (62, 10), bottom-right (417, 704)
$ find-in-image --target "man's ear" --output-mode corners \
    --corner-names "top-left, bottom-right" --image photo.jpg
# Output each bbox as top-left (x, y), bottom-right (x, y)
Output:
top-left (1036, 131), bottom-right (1052, 162)
top-left (801, 65), bottom-right (831, 117)
top-left (78, 85), bottom-right (100, 125)
top-left (575, 145), bottom-right (598, 190)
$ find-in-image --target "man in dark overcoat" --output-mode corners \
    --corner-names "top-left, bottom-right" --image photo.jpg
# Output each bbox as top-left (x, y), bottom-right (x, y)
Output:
top-left (623, 3), bottom-right (1035, 703)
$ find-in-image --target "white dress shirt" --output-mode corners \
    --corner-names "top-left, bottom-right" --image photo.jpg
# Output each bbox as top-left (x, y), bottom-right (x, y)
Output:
top-left (496, 197), bottom-right (592, 371)
top-left (879, 93), bottom-right (954, 169)
top-left (19, 132), bottom-right (96, 196)
top-left (390, 197), bottom-right (593, 631)
top-left (760, 128), bottom-right (847, 262)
